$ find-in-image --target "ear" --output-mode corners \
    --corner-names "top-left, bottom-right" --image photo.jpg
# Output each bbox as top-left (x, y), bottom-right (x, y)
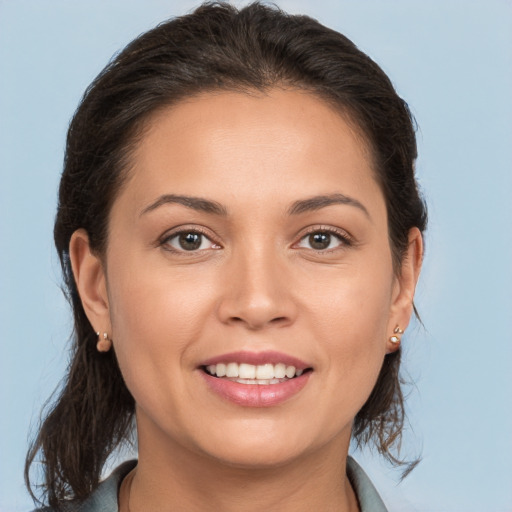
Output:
top-left (69, 228), bottom-right (111, 335)
top-left (386, 227), bottom-right (423, 354)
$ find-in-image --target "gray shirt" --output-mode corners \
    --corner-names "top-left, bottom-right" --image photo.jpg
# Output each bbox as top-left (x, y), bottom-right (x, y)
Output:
top-left (34, 456), bottom-right (388, 511)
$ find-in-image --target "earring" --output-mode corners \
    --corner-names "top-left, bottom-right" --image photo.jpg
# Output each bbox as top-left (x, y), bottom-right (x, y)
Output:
top-left (389, 325), bottom-right (404, 346)
top-left (96, 332), bottom-right (112, 353)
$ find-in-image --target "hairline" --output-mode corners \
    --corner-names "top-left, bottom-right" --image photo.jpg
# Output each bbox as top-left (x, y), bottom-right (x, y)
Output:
top-left (91, 84), bottom-right (401, 277)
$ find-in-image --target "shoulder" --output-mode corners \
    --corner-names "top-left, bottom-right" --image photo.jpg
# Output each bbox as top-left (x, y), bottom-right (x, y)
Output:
top-left (30, 460), bottom-right (137, 512)
top-left (347, 456), bottom-right (389, 512)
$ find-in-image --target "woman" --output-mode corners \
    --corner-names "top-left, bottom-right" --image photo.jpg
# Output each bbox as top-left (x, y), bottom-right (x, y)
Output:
top-left (26, 2), bottom-right (426, 511)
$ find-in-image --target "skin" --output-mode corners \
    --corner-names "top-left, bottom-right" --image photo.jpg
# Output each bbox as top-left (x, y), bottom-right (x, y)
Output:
top-left (70, 88), bottom-right (422, 512)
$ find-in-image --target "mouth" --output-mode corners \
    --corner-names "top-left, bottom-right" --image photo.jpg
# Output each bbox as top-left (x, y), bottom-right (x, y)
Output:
top-left (198, 351), bottom-right (313, 407)
top-left (202, 362), bottom-right (312, 385)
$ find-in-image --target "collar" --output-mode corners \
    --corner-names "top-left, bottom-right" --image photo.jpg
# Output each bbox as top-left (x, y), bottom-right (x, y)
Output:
top-left (52, 457), bottom-right (388, 512)
top-left (347, 456), bottom-right (389, 512)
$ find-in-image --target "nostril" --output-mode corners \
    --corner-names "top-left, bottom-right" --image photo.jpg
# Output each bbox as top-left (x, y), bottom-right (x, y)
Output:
top-left (270, 316), bottom-right (287, 324)
top-left (226, 315), bottom-right (289, 329)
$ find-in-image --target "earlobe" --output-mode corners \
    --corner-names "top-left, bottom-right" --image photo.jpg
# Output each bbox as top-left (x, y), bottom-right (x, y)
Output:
top-left (387, 227), bottom-right (423, 353)
top-left (69, 229), bottom-right (110, 334)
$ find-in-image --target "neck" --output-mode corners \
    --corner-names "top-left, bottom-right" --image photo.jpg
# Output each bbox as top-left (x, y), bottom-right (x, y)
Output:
top-left (125, 414), bottom-right (359, 512)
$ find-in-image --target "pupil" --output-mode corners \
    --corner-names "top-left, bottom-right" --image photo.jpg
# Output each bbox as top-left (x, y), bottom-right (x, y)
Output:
top-left (179, 233), bottom-right (202, 250)
top-left (309, 232), bottom-right (330, 250)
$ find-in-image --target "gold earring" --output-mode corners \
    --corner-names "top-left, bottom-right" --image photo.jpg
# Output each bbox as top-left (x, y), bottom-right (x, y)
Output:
top-left (389, 325), bottom-right (404, 345)
top-left (96, 332), bottom-right (112, 352)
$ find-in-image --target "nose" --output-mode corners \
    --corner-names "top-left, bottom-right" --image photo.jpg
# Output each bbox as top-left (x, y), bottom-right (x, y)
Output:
top-left (216, 246), bottom-right (297, 330)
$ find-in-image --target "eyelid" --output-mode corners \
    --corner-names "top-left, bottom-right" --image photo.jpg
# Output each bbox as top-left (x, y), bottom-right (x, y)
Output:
top-left (294, 225), bottom-right (354, 251)
top-left (158, 225), bottom-right (222, 253)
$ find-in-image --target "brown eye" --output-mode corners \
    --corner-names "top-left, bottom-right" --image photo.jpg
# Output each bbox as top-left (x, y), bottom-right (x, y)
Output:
top-left (163, 230), bottom-right (219, 252)
top-left (309, 232), bottom-right (332, 250)
top-left (296, 229), bottom-right (349, 252)
top-left (178, 232), bottom-right (203, 251)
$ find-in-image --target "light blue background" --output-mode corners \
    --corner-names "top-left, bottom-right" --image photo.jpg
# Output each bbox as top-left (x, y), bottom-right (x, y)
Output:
top-left (1, 1), bottom-right (511, 511)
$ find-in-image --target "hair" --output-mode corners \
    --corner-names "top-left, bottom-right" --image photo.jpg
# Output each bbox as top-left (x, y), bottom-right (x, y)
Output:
top-left (26, 1), bottom-right (427, 508)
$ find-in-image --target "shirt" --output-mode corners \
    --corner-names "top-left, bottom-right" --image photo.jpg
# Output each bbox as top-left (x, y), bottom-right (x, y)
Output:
top-left (33, 456), bottom-right (388, 511)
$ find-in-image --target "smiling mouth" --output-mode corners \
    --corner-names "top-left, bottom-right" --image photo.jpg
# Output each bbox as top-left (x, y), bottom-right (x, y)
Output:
top-left (202, 362), bottom-right (313, 385)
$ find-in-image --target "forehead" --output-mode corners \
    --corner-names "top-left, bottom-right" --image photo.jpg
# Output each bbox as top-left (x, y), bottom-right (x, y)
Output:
top-left (120, 88), bottom-right (384, 218)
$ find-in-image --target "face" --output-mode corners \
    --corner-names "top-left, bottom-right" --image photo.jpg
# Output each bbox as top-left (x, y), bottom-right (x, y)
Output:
top-left (76, 89), bottom-right (416, 469)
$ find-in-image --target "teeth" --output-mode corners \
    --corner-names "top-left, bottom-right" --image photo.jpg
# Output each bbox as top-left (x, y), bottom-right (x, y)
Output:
top-left (285, 365), bottom-right (296, 378)
top-left (239, 363), bottom-right (256, 379)
top-left (274, 363), bottom-right (286, 378)
top-left (234, 378), bottom-right (283, 385)
top-left (216, 363), bottom-right (226, 377)
top-left (205, 362), bottom-right (306, 380)
top-left (256, 364), bottom-right (274, 379)
top-left (226, 362), bottom-right (238, 378)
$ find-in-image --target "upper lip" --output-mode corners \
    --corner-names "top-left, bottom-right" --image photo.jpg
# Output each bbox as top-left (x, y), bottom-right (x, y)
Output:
top-left (200, 350), bottom-right (312, 370)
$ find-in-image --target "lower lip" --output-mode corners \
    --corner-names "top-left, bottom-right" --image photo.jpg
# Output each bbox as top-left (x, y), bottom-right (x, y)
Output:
top-left (200, 371), bottom-right (311, 407)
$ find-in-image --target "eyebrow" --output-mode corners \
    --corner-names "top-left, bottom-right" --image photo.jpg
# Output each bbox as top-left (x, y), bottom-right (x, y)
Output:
top-left (140, 194), bottom-right (228, 217)
top-left (288, 193), bottom-right (370, 218)
top-left (140, 192), bottom-right (369, 219)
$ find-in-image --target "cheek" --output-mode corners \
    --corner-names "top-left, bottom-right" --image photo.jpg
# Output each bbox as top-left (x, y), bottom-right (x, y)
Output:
top-left (104, 261), bottom-right (211, 425)
top-left (304, 256), bottom-right (393, 336)
top-left (105, 251), bottom-right (216, 383)
top-left (109, 245), bottom-right (209, 324)
top-left (304, 258), bottom-right (393, 403)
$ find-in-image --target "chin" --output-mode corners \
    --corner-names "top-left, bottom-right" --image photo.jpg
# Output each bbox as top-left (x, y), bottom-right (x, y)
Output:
top-left (202, 443), bottom-right (309, 470)
top-left (187, 420), bottom-right (339, 470)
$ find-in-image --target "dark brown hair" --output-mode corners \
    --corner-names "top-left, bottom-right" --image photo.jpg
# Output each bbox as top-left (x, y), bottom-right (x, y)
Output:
top-left (26, 1), bottom-right (427, 507)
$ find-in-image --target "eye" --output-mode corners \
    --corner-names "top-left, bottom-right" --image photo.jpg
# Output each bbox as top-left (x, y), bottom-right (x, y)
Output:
top-left (162, 230), bottom-right (220, 252)
top-left (296, 229), bottom-right (351, 251)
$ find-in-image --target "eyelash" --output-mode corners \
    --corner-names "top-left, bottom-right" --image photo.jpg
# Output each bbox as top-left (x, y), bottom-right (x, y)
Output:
top-left (159, 226), bottom-right (220, 254)
top-left (158, 225), bottom-right (354, 255)
top-left (295, 226), bottom-right (354, 252)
